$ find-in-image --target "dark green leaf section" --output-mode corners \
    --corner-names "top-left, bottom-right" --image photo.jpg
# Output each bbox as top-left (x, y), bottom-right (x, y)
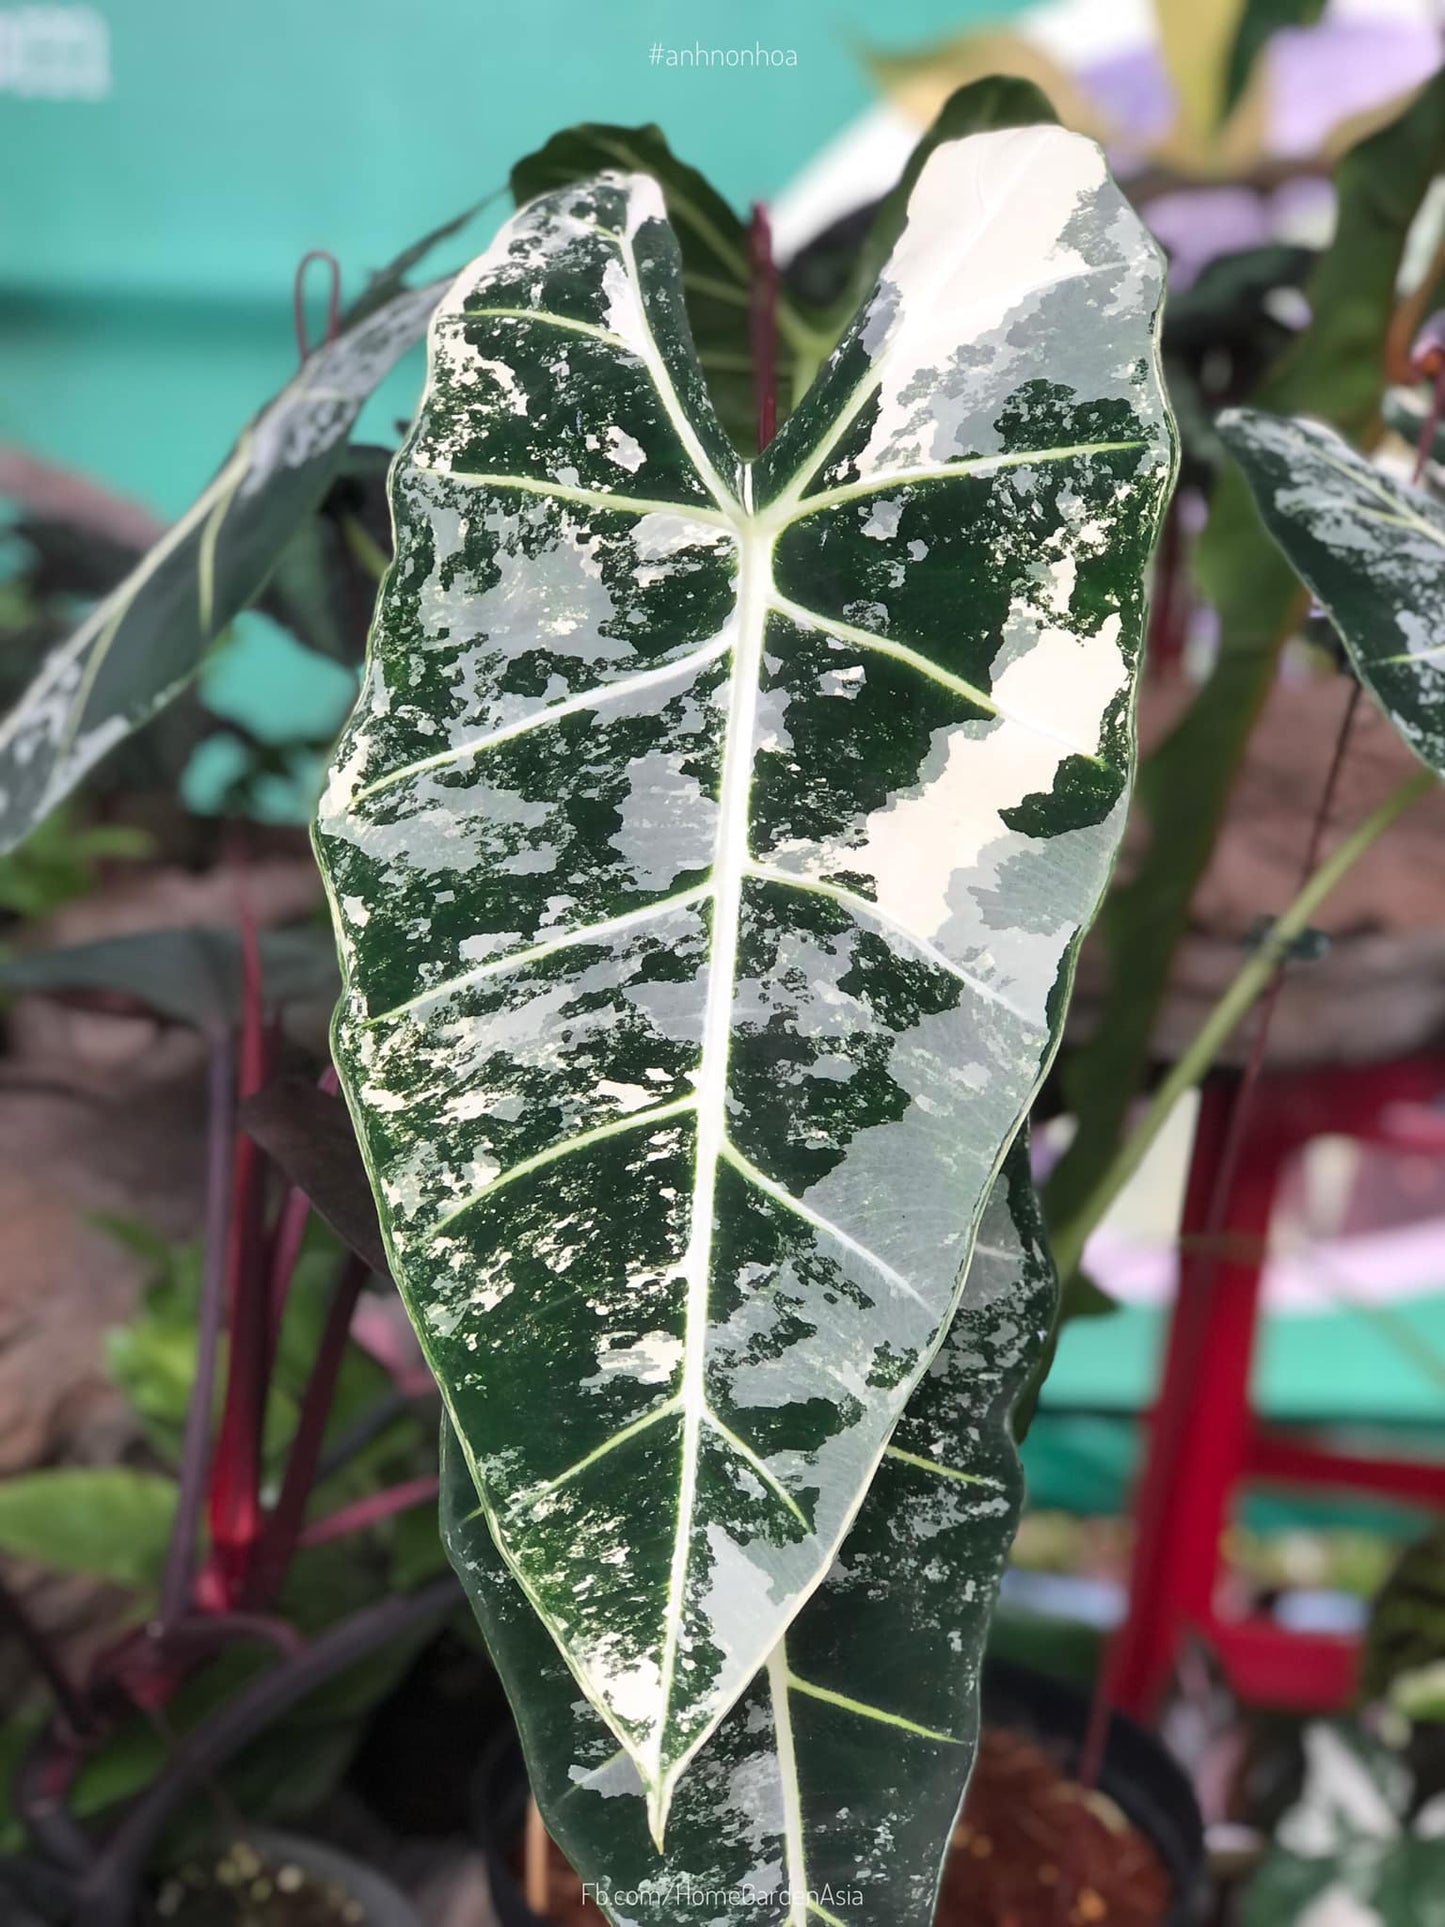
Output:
top-left (511, 122), bottom-right (832, 449)
top-left (1221, 409), bottom-right (1445, 773)
top-left (1046, 72), bottom-right (1445, 1250)
top-left (0, 230), bottom-right (472, 855)
top-left (316, 131), bottom-right (1171, 1823)
top-left (444, 1149), bottom-right (1056, 1927)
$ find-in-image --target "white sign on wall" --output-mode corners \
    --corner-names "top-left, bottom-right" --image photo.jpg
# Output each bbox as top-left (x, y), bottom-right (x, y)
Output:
top-left (0, 6), bottom-right (110, 100)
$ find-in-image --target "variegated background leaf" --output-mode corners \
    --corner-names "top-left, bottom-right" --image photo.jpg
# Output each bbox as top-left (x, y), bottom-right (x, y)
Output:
top-left (316, 124), bottom-right (1173, 1828)
top-left (0, 230), bottom-right (464, 854)
top-left (1221, 408), bottom-right (1445, 774)
top-left (444, 1146), bottom-right (1056, 1927)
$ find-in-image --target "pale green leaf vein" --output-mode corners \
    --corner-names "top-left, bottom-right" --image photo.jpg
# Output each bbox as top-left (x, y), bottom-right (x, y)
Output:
top-left (430, 1095), bottom-right (695, 1234)
top-left (745, 861), bottom-right (1040, 1028)
top-left (348, 632), bottom-right (733, 803)
top-left (409, 461), bottom-right (733, 525)
top-left (439, 305), bottom-right (628, 349)
top-left (362, 883), bottom-right (713, 1027)
top-left (785, 1670), bottom-right (960, 1745)
top-left (719, 1139), bottom-right (927, 1311)
top-left (523, 1397), bottom-right (682, 1499)
top-left (884, 1445), bottom-right (999, 1487)
top-left (702, 1410), bottom-right (809, 1528)
top-left (769, 595), bottom-right (1108, 766)
top-left (782, 438), bottom-right (1149, 524)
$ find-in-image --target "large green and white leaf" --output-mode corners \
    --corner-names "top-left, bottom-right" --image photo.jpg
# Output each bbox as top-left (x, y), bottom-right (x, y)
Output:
top-left (1221, 409), bottom-right (1445, 774)
top-left (0, 235), bottom-right (465, 855)
top-left (316, 126), bottom-right (1173, 1828)
top-left (445, 1148), bottom-right (1055, 1925)
top-left (510, 81), bottom-right (1058, 448)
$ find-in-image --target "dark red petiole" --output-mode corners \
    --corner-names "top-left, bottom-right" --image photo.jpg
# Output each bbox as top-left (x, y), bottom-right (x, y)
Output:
top-left (749, 203), bottom-right (779, 453)
top-left (202, 908), bottom-right (273, 1606)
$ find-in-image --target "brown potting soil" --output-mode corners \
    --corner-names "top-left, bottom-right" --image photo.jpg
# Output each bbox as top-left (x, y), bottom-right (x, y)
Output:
top-left (939, 1727), bottom-right (1173, 1927)
top-left (531, 1724), bottom-right (1173, 1926)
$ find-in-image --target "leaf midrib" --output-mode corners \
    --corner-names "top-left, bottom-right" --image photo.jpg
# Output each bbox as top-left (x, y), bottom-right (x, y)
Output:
top-left (650, 480), bottom-right (771, 1826)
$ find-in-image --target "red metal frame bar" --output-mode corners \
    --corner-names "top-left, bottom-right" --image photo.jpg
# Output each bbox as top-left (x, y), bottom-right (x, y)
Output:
top-left (1247, 1426), bottom-right (1445, 1507)
top-left (1106, 1053), bottom-right (1445, 1720)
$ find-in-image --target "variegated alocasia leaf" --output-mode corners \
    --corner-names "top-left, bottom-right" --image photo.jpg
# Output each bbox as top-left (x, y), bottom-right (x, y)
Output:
top-left (0, 221), bottom-right (469, 855)
top-left (1221, 409), bottom-right (1445, 774)
top-left (316, 124), bottom-right (1173, 1831)
top-left (444, 1147), bottom-right (1055, 1927)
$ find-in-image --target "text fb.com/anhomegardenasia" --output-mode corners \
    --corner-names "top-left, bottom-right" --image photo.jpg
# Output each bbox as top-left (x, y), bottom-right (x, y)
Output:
top-left (581, 1882), bottom-right (863, 1913)
top-left (649, 41), bottom-right (799, 67)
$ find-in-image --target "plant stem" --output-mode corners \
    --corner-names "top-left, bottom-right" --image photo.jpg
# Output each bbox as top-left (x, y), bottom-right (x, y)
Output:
top-left (749, 202), bottom-right (779, 452)
top-left (1050, 765), bottom-right (1436, 1278)
top-left (298, 1474), bottom-right (440, 1550)
top-left (264, 1181), bottom-right (313, 1346)
top-left (316, 1386), bottom-right (412, 1481)
top-left (1411, 362), bottom-right (1445, 485)
top-left (244, 1253), bottom-right (368, 1608)
top-left (341, 513), bottom-right (390, 585)
top-left (156, 1034), bottom-right (234, 1631)
top-left (0, 1574), bottom-right (91, 1739)
top-left (292, 249), bottom-right (342, 361)
top-left (525, 1798), bottom-right (551, 1913)
top-left (155, 1611), bottom-right (307, 1662)
top-left (1188, 683), bottom-right (1364, 1262)
top-left (71, 1579), bottom-right (457, 1927)
top-left (12, 1726), bottom-right (95, 1873)
top-left (206, 913), bottom-right (272, 1603)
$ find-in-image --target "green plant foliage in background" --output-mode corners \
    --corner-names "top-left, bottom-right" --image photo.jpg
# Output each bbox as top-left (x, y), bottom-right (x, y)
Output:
top-left (1045, 71), bottom-right (1445, 1260)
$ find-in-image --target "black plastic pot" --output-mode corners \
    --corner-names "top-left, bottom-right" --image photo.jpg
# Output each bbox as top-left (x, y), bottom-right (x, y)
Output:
top-left (157, 1828), bottom-right (421, 1927)
top-left (474, 1660), bottom-right (1205, 1926)
top-left (473, 1733), bottom-right (548, 1927)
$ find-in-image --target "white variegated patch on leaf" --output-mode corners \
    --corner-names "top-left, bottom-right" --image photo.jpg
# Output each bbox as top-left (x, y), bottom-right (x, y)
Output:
top-left (316, 124), bottom-right (1174, 1831)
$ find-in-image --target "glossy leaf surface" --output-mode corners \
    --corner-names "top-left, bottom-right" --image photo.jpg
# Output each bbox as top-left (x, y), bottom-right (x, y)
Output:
top-left (444, 1150), bottom-right (1056, 1925)
top-left (317, 126), bottom-right (1172, 1825)
top-left (0, 242), bottom-right (461, 855)
top-left (1221, 409), bottom-right (1445, 773)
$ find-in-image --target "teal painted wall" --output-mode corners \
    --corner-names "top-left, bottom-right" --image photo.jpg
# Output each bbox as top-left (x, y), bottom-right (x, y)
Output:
top-left (2, 0), bottom-right (1022, 774)
top-left (3, 0), bottom-right (1022, 513)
